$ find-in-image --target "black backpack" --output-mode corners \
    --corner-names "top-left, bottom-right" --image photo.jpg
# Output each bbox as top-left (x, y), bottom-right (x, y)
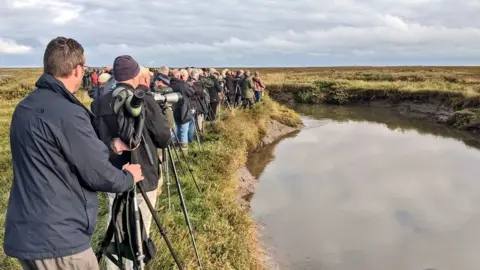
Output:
top-left (96, 190), bottom-right (156, 269)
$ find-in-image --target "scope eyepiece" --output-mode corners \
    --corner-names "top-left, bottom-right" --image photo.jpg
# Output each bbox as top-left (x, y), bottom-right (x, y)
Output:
top-left (130, 89), bottom-right (145, 109)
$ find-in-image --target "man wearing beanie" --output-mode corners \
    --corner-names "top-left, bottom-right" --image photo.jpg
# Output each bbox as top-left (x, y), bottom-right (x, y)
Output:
top-left (91, 55), bottom-right (171, 270)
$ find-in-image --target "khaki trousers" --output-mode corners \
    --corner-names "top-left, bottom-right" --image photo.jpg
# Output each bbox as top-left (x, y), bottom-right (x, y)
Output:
top-left (19, 248), bottom-right (99, 270)
top-left (197, 113), bottom-right (204, 134)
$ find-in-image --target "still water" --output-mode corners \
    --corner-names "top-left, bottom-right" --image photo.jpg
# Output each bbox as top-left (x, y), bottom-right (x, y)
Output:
top-left (249, 104), bottom-right (480, 270)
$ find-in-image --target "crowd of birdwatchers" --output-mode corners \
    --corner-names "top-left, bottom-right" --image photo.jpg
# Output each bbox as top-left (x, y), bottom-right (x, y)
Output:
top-left (82, 66), bottom-right (266, 153)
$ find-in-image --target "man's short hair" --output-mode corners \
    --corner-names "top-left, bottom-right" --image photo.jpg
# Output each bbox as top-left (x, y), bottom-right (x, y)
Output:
top-left (43, 37), bottom-right (84, 78)
top-left (158, 66), bottom-right (169, 76)
top-left (170, 69), bottom-right (180, 78)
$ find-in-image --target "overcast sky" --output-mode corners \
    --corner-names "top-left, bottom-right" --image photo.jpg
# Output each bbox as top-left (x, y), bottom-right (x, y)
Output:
top-left (1, 0), bottom-right (480, 67)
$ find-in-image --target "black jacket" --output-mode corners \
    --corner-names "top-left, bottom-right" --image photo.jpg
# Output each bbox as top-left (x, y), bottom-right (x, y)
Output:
top-left (188, 80), bottom-right (207, 115)
top-left (91, 84), bottom-right (171, 192)
top-left (207, 75), bottom-right (222, 103)
top-left (225, 74), bottom-right (235, 93)
top-left (4, 74), bottom-right (133, 260)
top-left (170, 77), bottom-right (195, 124)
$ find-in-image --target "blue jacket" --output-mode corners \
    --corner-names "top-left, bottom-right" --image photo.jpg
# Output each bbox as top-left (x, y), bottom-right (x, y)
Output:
top-left (4, 73), bottom-right (134, 260)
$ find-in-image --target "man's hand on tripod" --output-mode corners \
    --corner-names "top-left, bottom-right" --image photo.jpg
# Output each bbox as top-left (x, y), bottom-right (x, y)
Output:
top-left (123, 163), bottom-right (144, 184)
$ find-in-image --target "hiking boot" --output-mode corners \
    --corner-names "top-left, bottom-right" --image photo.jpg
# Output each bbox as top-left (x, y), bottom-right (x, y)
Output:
top-left (180, 143), bottom-right (188, 154)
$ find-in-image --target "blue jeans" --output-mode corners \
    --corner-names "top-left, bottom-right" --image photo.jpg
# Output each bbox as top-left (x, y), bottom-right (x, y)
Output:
top-left (188, 118), bottom-right (195, 143)
top-left (254, 91), bottom-right (262, 102)
top-left (176, 121), bottom-right (190, 144)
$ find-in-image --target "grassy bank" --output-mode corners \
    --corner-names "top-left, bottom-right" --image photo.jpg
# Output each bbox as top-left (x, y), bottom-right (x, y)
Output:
top-left (92, 95), bottom-right (301, 269)
top-left (0, 68), bottom-right (302, 269)
top-left (257, 67), bottom-right (480, 132)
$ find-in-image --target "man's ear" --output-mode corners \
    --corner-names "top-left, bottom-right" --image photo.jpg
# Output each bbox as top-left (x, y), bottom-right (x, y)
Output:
top-left (74, 65), bottom-right (82, 79)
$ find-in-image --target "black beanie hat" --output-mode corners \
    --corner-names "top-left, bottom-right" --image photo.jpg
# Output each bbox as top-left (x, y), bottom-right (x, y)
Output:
top-left (113, 55), bottom-right (140, 81)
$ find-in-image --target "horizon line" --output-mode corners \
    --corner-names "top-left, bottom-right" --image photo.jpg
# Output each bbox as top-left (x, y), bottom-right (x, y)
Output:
top-left (1, 64), bottom-right (479, 69)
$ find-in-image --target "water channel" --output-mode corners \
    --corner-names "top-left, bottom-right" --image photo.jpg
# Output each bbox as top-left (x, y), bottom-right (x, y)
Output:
top-left (248, 104), bottom-right (480, 270)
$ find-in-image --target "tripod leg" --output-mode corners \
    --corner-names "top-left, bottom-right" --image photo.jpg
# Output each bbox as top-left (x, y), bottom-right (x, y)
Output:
top-left (170, 128), bottom-right (202, 193)
top-left (137, 182), bottom-right (183, 270)
top-left (167, 146), bottom-right (203, 269)
top-left (163, 148), bottom-right (172, 211)
top-left (133, 186), bottom-right (145, 270)
top-left (194, 118), bottom-right (203, 151)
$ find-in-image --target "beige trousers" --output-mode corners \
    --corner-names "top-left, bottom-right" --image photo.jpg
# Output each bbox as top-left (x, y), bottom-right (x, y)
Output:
top-left (197, 113), bottom-right (204, 134)
top-left (105, 190), bottom-right (157, 270)
top-left (19, 248), bottom-right (99, 270)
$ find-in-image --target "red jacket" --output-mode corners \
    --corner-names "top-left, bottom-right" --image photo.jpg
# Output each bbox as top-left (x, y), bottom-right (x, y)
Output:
top-left (92, 72), bottom-right (99, 85)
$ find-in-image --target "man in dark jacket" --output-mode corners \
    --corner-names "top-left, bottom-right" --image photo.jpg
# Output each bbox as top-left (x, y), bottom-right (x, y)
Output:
top-left (234, 70), bottom-right (245, 107)
top-left (188, 69), bottom-right (207, 134)
top-left (225, 70), bottom-right (235, 106)
top-left (4, 37), bottom-right (144, 270)
top-left (206, 68), bottom-right (222, 121)
top-left (170, 69), bottom-right (195, 152)
top-left (91, 57), bottom-right (171, 270)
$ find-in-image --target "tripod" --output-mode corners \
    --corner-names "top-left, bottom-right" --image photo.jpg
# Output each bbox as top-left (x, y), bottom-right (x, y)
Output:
top-left (142, 135), bottom-right (203, 268)
top-left (166, 144), bottom-right (203, 269)
top-left (234, 83), bottom-right (243, 108)
top-left (96, 150), bottom-right (183, 270)
top-left (170, 127), bottom-right (201, 193)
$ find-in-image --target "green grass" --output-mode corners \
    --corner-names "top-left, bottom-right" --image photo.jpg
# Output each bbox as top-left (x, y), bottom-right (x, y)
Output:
top-left (0, 68), bottom-right (302, 270)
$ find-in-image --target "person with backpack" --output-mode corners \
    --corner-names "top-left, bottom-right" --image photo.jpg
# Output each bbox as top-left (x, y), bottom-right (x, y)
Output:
top-left (91, 57), bottom-right (171, 270)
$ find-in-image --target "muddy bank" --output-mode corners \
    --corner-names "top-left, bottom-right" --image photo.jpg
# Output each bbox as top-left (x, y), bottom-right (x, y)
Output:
top-left (236, 118), bottom-right (301, 270)
top-left (268, 85), bottom-right (480, 134)
top-left (237, 119), bottom-right (301, 210)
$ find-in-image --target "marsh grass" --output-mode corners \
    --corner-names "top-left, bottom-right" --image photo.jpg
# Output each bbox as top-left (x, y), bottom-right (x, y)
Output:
top-left (0, 69), bottom-right (301, 269)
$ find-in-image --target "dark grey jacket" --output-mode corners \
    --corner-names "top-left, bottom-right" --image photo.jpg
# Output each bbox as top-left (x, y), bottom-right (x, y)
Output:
top-left (170, 77), bottom-right (195, 125)
top-left (4, 73), bottom-right (134, 260)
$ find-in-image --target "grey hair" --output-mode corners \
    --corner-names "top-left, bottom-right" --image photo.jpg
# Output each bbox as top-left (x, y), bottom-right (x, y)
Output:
top-left (158, 66), bottom-right (169, 76)
top-left (179, 69), bottom-right (189, 79)
top-left (190, 69), bottom-right (201, 80)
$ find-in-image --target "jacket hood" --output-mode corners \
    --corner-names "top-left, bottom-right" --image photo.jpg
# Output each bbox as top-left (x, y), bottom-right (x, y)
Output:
top-left (36, 73), bottom-right (93, 118)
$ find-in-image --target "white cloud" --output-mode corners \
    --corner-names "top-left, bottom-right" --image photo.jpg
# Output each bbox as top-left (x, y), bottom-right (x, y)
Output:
top-left (0, 38), bottom-right (32, 54)
top-left (0, 0), bottom-right (479, 66)
top-left (8, 0), bottom-right (83, 24)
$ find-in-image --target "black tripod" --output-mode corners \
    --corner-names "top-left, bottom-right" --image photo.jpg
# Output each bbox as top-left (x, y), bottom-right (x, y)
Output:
top-left (170, 128), bottom-right (201, 193)
top-left (166, 144), bottom-right (203, 269)
top-left (96, 138), bottom-right (183, 270)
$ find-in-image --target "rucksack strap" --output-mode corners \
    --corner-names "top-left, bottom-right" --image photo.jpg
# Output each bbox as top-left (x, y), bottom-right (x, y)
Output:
top-left (95, 194), bottom-right (125, 268)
